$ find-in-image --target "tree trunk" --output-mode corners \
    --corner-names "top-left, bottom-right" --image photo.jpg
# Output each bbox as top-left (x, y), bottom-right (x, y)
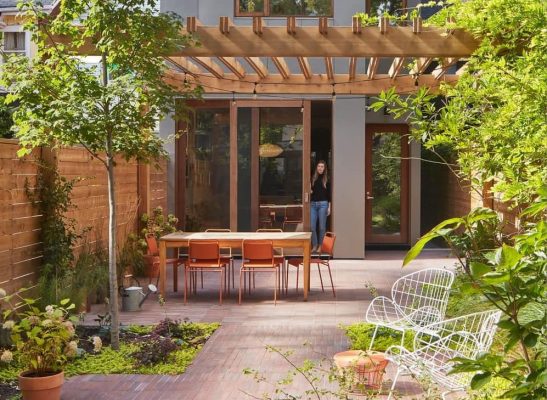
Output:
top-left (106, 151), bottom-right (120, 350)
top-left (102, 53), bottom-right (120, 350)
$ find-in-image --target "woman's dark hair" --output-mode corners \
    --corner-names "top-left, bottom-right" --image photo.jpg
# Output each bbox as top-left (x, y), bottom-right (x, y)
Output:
top-left (311, 160), bottom-right (328, 188)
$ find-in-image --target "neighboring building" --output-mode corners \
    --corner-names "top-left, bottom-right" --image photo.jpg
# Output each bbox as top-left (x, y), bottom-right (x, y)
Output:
top-left (160, 0), bottom-right (473, 258)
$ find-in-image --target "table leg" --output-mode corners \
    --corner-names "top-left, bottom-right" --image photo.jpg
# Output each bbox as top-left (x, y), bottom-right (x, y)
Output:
top-left (159, 240), bottom-right (167, 296)
top-left (303, 240), bottom-right (311, 301)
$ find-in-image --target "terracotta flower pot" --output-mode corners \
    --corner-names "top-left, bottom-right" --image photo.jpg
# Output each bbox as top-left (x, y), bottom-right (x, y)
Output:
top-left (18, 370), bottom-right (64, 400)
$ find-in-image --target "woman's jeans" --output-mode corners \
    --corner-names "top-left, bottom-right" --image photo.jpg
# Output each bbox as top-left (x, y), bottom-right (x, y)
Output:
top-left (310, 201), bottom-right (328, 248)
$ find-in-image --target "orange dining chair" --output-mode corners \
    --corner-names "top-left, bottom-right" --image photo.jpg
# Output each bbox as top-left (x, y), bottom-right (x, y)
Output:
top-left (283, 206), bottom-right (302, 231)
top-left (256, 229), bottom-right (287, 294)
top-left (286, 232), bottom-right (336, 297)
top-left (144, 233), bottom-right (185, 292)
top-left (185, 240), bottom-right (227, 305)
top-left (205, 228), bottom-right (236, 290)
top-left (240, 240), bottom-right (281, 305)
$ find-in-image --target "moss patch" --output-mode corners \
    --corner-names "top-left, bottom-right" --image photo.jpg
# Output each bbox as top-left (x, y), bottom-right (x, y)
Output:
top-left (341, 322), bottom-right (414, 351)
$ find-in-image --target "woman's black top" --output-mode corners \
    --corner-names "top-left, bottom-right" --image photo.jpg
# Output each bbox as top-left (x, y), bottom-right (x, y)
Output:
top-left (310, 176), bottom-right (331, 202)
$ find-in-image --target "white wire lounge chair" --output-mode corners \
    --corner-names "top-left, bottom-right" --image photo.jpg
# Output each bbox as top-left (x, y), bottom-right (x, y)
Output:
top-left (365, 268), bottom-right (455, 350)
top-left (385, 309), bottom-right (502, 399)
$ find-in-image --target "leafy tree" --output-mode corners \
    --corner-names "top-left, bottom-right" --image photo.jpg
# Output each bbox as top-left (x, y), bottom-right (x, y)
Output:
top-left (0, 0), bottom-right (200, 349)
top-left (369, 0), bottom-right (546, 397)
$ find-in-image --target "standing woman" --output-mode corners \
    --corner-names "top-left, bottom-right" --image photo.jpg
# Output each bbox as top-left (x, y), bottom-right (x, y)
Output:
top-left (310, 160), bottom-right (331, 252)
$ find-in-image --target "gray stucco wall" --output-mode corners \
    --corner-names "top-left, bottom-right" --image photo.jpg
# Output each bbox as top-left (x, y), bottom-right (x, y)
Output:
top-left (332, 97), bottom-right (366, 258)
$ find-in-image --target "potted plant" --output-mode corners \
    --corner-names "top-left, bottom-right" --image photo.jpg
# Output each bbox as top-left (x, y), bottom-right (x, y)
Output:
top-left (3, 295), bottom-right (77, 400)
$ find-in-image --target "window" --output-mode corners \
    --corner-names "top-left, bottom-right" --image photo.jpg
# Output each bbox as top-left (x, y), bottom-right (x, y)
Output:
top-left (366, 0), bottom-right (407, 17)
top-left (236, 0), bottom-right (333, 17)
top-left (2, 32), bottom-right (26, 61)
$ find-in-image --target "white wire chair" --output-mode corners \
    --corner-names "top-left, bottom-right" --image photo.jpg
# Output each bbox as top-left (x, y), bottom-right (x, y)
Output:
top-left (385, 309), bottom-right (502, 399)
top-left (365, 268), bottom-right (455, 350)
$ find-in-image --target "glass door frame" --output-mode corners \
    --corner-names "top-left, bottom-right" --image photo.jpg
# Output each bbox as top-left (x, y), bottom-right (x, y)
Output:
top-left (231, 100), bottom-right (312, 231)
top-left (365, 123), bottom-right (410, 244)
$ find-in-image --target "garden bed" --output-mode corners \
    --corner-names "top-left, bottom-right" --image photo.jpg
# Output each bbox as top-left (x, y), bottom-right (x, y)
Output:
top-left (0, 318), bottom-right (219, 398)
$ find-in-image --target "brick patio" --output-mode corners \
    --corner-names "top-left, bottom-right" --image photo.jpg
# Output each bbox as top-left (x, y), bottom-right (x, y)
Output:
top-left (62, 250), bottom-right (457, 399)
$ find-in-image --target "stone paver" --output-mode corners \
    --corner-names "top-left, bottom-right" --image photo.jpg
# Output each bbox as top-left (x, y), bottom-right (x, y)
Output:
top-left (62, 250), bottom-right (457, 399)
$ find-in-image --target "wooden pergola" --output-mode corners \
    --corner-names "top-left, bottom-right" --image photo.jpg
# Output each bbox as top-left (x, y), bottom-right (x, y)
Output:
top-left (163, 16), bottom-right (477, 95)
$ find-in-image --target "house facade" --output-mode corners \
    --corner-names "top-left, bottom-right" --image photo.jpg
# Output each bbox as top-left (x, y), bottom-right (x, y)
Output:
top-left (159, 0), bottom-right (472, 258)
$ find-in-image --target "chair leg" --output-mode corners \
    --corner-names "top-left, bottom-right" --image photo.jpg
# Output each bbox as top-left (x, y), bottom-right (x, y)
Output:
top-left (369, 325), bottom-right (379, 351)
top-left (239, 268), bottom-right (244, 305)
top-left (173, 263), bottom-right (178, 292)
top-left (326, 262), bottom-right (335, 297)
top-left (387, 368), bottom-right (401, 400)
top-left (231, 259), bottom-right (235, 289)
top-left (219, 269), bottom-right (223, 305)
top-left (200, 270), bottom-right (203, 288)
top-left (317, 263), bottom-right (325, 292)
top-left (184, 267), bottom-right (188, 304)
top-left (295, 265), bottom-right (299, 293)
top-left (273, 269), bottom-right (277, 305)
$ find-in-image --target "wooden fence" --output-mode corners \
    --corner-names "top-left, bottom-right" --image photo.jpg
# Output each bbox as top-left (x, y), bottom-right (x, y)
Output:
top-left (0, 139), bottom-right (167, 295)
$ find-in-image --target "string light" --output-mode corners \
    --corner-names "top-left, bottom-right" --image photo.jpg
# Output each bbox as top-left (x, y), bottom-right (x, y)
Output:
top-left (232, 91), bottom-right (236, 106)
top-left (253, 82), bottom-right (258, 100)
top-left (331, 84), bottom-right (336, 102)
top-left (183, 72), bottom-right (188, 84)
top-left (300, 99), bottom-right (304, 113)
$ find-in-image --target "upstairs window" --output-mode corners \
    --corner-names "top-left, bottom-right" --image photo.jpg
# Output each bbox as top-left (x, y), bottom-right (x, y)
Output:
top-left (236, 0), bottom-right (333, 17)
top-left (3, 32), bottom-right (26, 53)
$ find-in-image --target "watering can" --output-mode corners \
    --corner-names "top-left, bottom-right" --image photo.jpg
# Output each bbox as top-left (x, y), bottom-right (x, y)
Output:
top-left (121, 284), bottom-right (157, 312)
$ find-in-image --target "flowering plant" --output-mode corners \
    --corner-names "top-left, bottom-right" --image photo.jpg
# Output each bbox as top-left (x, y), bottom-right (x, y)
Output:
top-left (2, 295), bottom-right (77, 376)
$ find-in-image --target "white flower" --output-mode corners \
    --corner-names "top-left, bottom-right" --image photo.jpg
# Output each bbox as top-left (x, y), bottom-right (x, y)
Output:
top-left (65, 340), bottom-right (78, 357)
top-left (28, 316), bottom-right (40, 325)
top-left (1, 350), bottom-right (13, 363)
top-left (0, 288), bottom-right (6, 298)
top-left (63, 321), bottom-right (75, 335)
top-left (2, 320), bottom-right (15, 330)
top-left (45, 305), bottom-right (54, 315)
top-left (92, 336), bottom-right (102, 353)
top-left (41, 319), bottom-right (53, 327)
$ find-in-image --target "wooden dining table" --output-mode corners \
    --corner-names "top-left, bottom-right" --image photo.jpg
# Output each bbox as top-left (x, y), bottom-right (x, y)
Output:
top-left (158, 231), bottom-right (313, 300)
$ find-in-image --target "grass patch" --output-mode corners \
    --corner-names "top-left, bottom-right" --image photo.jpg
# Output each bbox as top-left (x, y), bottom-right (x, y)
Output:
top-left (341, 322), bottom-right (414, 351)
top-left (0, 320), bottom-right (220, 383)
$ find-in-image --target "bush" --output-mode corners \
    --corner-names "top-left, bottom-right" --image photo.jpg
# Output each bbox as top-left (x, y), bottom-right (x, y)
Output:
top-left (342, 322), bottom-right (414, 352)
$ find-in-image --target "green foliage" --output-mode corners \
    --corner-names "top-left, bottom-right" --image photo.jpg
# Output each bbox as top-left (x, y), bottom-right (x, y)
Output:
top-left (2, 295), bottom-right (77, 376)
top-left (342, 323), bottom-right (414, 352)
top-left (0, 96), bottom-right (15, 139)
top-left (117, 233), bottom-right (146, 277)
top-left (371, 0), bottom-right (547, 207)
top-left (25, 161), bottom-right (86, 308)
top-left (140, 206), bottom-right (179, 242)
top-left (73, 240), bottom-right (110, 306)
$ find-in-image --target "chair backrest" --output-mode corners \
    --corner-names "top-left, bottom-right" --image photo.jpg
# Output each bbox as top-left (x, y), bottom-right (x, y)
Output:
top-left (320, 232), bottom-right (336, 256)
top-left (205, 228), bottom-right (231, 233)
top-left (391, 268), bottom-right (455, 322)
top-left (412, 309), bottom-right (502, 389)
top-left (285, 206), bottom-right (302, 221)
top-left (256, 229), bottom-right (283, 233)
top-left (189, 240), bottom-right (220, 265)
top-left (145, 233), bottom-right (158, 256)
top-left (243, 240), bottom-right (274, 264)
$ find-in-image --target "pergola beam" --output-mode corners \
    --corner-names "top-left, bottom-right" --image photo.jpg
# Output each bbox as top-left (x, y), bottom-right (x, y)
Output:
top-left (367, 57), bottom-right (379, 80)
top-left (349, 57), bottom-right (357, 80)
top-left (325, 57), bottom-right (334, 80)
top-left (389, 57), bottom-right (405, 79)
top-left (271, 57), bottom-right (290, 79)
top-left (432, 58), bottom-right (459, 80)
top-left (189, 57), bottom-right (224, 79)
top-left (164, 70), bottom-right (458, 95)
top-left (297, 57), bottom-right (312, 80)
top-left (165, 56), bottom-right (201, 76)
top-left (244, 57), bottom-right (268, 79)
top-left (217, 57), bottom-right (246, 79)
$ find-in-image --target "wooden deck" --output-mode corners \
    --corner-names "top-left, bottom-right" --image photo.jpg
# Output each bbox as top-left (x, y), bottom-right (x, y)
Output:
top-left (62, 250), bottom-right (457, 399)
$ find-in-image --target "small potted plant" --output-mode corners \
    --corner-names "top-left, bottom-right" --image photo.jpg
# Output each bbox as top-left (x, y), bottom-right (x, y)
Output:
top-left (3, 296), bottom-right (77, 400)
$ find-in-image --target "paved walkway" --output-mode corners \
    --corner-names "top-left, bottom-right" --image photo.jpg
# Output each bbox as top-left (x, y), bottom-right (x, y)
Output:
top-left (62, 250), bottom-right (457, 400)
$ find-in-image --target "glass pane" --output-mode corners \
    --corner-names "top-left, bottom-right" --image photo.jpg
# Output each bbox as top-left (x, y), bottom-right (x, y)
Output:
top-left (237, 108), bottom-right (252, 231)
top-left (259, 108), bottom-right (303, 231)
top-left (371, 132), bottom-right (401, 235)
top-left (368, 0), bottom-right (405, 17)
top-left (238, 0), bottom-right (265, 13)
top-left (185, 108), bottom-right (230, 230)
top-left (3, 32), bottom-right (25, 51)
top-left (270, 0), bottom-right (332, 16)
